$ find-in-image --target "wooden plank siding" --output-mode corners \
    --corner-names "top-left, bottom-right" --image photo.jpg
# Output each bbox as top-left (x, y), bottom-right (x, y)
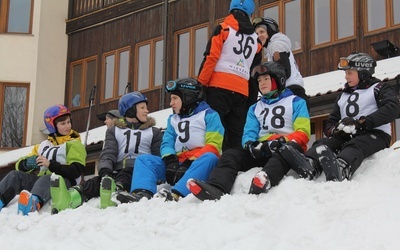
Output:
top-left (65, 0), bottom-right (400, 133)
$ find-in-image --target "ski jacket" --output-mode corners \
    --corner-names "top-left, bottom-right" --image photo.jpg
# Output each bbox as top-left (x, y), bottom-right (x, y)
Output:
top-left (161, 101), bottom-right (224, 162)
top-left (98, 116), bottom-right (162, 177)
top-left (197, 12), bottom-right (262, 97)
top-left (325, 79), bottom-right (400, 137)
top-left (264, 33), bottom-right (304, 88)
top-left (243, 89), bottom-right (310, 151)
top-left (15, 130), bottom-right (86, 185)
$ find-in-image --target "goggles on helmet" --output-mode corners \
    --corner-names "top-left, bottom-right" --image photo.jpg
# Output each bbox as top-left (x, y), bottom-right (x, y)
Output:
top-left (338, 57), bottom-right (377, 70)
top-left (165, 80), bottom-right (199, 92)
top-left (252, 17), bottom-right (264, 27)
top-left (251, 64), bottom-right (270, 78)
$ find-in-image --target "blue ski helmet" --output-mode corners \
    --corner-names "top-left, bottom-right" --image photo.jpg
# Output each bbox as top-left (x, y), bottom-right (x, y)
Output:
top-left (118, 91), bottom-right (148, 118)
top-left (44, 104), bottom-right (71, 134)
top-left (229, 0), bottom-right (255, 17)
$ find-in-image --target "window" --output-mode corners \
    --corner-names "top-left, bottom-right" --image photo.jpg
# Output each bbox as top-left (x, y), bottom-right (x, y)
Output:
top-left (0, 0), bottom-right (33, 34)
top-left (260, 0), bottom-right (303, 51)
top-left (365, 0), bottom-right (400, 33)
top-left (69, 57), bottom-right (97, 109)
top-left (174, 24), bottom-right (209, 79)
top-left (135, 38), bottom-right (164, 91)
top-left (311, 0), bottom-right (355, 46)
top-left (0, 82), bottom-right (29, 148)
top-left (102, 47), bottom-right (130, 101)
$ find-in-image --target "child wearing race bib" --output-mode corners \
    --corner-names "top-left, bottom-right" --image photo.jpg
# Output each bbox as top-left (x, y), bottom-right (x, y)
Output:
top-left (187, 61), bottom-right (311, 201)
top-left (0, 104), bottom-right (86, 215)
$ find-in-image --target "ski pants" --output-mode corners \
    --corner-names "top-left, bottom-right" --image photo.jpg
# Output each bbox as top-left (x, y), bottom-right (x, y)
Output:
top-left (80, 167), bottom-right (133, 200)
top-left (0, 171), bottom-right (71, 206)
top-left (305, 130), bottom-right (391, 175)
top-left (206, 87), bottom-right (248, 151)
top-left (207, 144), bottom-right (302, 194)
top-left (131, 152), bottom-right (219, 197)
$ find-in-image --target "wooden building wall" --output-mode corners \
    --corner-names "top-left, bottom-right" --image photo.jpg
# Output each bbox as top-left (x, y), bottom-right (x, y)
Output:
top-left (65, 0), bottom-right (400, 133)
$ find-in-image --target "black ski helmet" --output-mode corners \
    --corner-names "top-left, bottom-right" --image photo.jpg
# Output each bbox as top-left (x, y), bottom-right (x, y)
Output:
top-left (252, 17), bottom-right (280, 38)
top-left (338, 52), bottom-right (376, 81)
top-left (165, 77), bottom-right (203, 116)
top-left (251, 61), bottom-right (286, 93)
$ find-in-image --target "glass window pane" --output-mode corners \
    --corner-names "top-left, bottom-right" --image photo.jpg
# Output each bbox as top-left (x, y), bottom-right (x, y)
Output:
top-left (118, 50), bottom-right (129, 95)
top-left (1, 86), bottom-right (27, 147)
top-left (367, 0), bottom-right (386, 31)
top-left (138, 45), bottom-right (150, 91)
top-left (7, 0), bottom-right (31, 33)
top-left (104, 54), bottom-right (115, 99)
top-left (72, 64), bottom-right (82, 107)
top-left (154, 40), bottom-right (164, 87)
top-left (314, 0), bottom-right (331, 44)
top-left (263, 6), bottom-right (279, 22)
top-left (393, 0), bottom-right (400, 25)
top-left (285, 1), bottom-right (301, 50)
top-left (178, 32), bottom-right (189, 78)
top-left (85, 60), bottom-right (96, 106)
top-left (337, 0), bottom-right (354, 39)
top-left (195, 27), bottom-right (207, 76)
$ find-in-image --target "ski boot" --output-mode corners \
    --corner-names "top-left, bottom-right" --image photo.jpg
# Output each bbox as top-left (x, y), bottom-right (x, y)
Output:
top-left (186, 179), bottom-right (224, 201)
top-left (316, 145), bottom-right (350, 181)
top-left (278, 144), bottom-right (321, 180)
top-left (113, 189), bottom-right (153, 204)
top-left (154, 188), bottom-right (181, 202)
top-left (50, 174), bottom-right (82, 214)
top-left (18, 190), bottom-right (41, 215)
top-left (100, 176), bottom-right (118, 209)
top-left (249, 171), bottom-right (271, 195)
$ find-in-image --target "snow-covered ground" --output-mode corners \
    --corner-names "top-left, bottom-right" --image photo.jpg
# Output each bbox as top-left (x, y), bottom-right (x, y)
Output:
top-left (1, 141), bottom-right (400, 250)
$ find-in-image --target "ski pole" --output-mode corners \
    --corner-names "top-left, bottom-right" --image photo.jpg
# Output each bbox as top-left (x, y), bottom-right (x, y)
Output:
top-left (124, 82), bottom-right (131, 94)
top-left (84, 86), bottom-right (96, 147)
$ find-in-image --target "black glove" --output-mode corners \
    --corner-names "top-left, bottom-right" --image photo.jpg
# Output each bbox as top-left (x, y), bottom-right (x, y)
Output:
top-left (163, 154), bottom-right (180, 185)
top-left (268, 136), bottom-right (287, 152)
top-left (173, 159), bottom-right (193, 184)
top-left (245, 141), bottom-right (265, 159)
top-left (333, 117), bottom-right (359, 140)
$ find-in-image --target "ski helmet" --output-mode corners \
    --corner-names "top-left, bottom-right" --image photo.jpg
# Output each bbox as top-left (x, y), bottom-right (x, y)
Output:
top-left (252, 17), bottom-right (279, 38)
top-left (229, 0), bottom-right (255, 17)
top-left (118, 91), bottom-right (148, 118)
top-left (165, 77), bottom-right (203, 116)
top-left (251, 61), bottom-right (286, 92)
top-left (338, 52), bottom-right (376, 80)
top-left (44, 104), bottom-right (71, 134)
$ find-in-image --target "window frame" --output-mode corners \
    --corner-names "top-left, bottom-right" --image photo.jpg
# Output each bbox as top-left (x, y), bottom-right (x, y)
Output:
top-left (310, 0), bottom-right (356, 48)
top-left (0, 82), bottom-right (29, 149)
top-left (69, 56), bottom-right (98, 110)
top-left (101, 46), bottom-right (130, 102)
top-left (134, 37), bottom-right (164, 92)
top-left (363, 0), bottom-right (400, 35)
top-left (0, 0), bottom-right (34, 34)
top-left (258, 0), bottom-right (304, 53)
top-left (173, 23), bottom-right (209, 79)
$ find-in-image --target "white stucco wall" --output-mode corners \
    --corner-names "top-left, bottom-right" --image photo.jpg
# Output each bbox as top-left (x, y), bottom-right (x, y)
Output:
top-left (0, 0), bottom-right (68, 150)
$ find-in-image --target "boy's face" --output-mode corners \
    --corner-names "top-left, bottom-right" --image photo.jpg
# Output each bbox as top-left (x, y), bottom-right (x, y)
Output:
top-left (56, 116), bottom-right (72, 136)
top-left (258, 74), bottom-right (273, 95)
top-left (345, 69), bottom-right (359, 87)
top-left (170, 94), bottom-right (182, 114)
top-left (255, 26), bottom-right (268, 46)
top-left (135, 102), bottom-right (149, 123)
top-left (104, 116), bottom-right (115, 129)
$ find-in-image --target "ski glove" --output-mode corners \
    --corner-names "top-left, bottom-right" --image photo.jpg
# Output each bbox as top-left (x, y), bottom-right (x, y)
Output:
top-left (245, 141), bottom-right (265, 159)
top-left (268, 136), bottom-right (288, 152)
top-left (173, 159), bottom-right (193, 184)
top-left (18, 156), bottom-right (39, 172)
top-left (163, 154), bottom-right (180, 185)
top-left (333, 117), bottom-right (367, 140)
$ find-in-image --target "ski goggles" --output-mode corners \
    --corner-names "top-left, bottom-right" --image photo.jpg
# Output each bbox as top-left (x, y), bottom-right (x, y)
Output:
top-left (251, 64), bottom-right (270, 78)
top-left (166, 80), bottom-right (178, 91)
top-left (338, 57), bottom-right (376, 70)
top-left (252, 17), bottom-right (265, 27)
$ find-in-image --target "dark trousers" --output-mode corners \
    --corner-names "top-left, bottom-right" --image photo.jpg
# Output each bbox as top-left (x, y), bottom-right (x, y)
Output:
top-left (305, 130), bottom-right (391, 175)
top-left (206, 87), bottom-right (248, 151)
top-left (80, 167), bottom-right (133, 200)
